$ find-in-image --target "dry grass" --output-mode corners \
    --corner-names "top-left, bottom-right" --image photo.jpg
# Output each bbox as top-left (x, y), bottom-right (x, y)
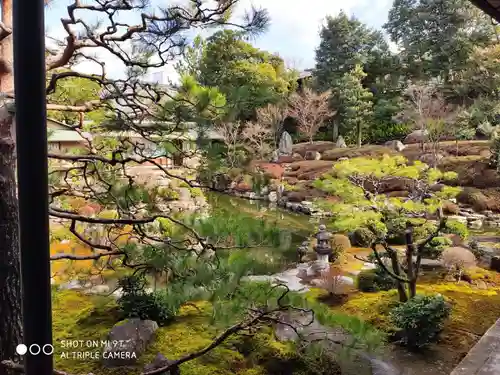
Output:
top-left (284, 160), bottom-right (334, 180)
top-left (323, 145), bottom-right (395, 161)
top-left (292, 141), bottom-right (337, 157)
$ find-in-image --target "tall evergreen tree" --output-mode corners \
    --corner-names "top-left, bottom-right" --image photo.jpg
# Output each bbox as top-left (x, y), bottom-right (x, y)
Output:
top-left (336, 65), bottom-right (374, 147)
top-left (314, 12), bottom-right (399, 141)
top-left (314, 11), bottom-right (395, 92)
top-left (384, 0), bottom-right (495, 82)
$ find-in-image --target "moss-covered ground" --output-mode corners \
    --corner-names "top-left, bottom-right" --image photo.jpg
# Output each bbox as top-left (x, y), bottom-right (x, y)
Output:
top-left (52, 290), bottom-right (299, 375)
top-left (52, 289), bottom-right (353, 375)
top-left (307, 246), bottom-right (500, 372)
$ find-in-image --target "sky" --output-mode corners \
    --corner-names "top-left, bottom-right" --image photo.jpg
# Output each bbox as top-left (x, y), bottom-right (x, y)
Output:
top-left (45, 0), bottom-right (394, 82)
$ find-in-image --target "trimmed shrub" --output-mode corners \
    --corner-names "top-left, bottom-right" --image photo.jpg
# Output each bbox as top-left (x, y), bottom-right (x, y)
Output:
top-left (468, 239), bottom-right (485, 260)
top-left (390, 294), bottom-right (451, 349)
top-left (490, 136), bottom-right (500, 172)
top-left (331, 234), bottom-right (351, 253)
top-left (364, 122), bottom-right (411, 144)
top-left (357, 267), bottom-right (396, 292)
top-left (420, 236), bottom-right (452, 259)
top-left (158, 187), bottom-right (180, 201)
top-left (189, 187), bottom-right (204, 197)
top-left (350, 228), bottom-right (376, 248)
top-left (373, 266), bottom-right (397, 291)
top-left (444, 220), bottom-right (469, 241)
top-left (117, 275), bottom-right (181, 325)
top-left (357, 270), bottom-right (377, 292)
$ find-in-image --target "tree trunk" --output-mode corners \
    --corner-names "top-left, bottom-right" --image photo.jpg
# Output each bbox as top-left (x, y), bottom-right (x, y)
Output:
top-left (388, 250), bottom-right (408, 303)
top-left (405, 227), bottom-right (417, 299)
top-left (356, 123), bottom-right (362, 148)
top-left (0, 1), bottom-right (22, 372)
top-left (0, 0), bottom-right (13, 94)
top-left (332, 121), bottom-right (339, 142)
top-left (0, 107), bottom-right (22, 375)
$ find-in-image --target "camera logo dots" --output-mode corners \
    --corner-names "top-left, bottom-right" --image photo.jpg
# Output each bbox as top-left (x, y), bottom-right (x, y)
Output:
top-left (16, 343), bottom-right (54, 356)
top-left (15, 344), bottom-right (27, 355)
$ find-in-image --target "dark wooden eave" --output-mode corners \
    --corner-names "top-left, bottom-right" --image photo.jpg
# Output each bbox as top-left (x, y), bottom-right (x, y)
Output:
top-left (470, 0), bottom-right (500, 22)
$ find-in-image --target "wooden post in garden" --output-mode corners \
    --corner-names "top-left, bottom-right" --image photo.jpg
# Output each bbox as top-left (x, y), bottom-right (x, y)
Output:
top-left (13, 0), bottom-right (53, 373)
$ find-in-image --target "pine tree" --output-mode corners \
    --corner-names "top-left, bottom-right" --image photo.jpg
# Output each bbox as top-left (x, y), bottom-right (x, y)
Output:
top-left (336, 65), bottom-right (374, 147)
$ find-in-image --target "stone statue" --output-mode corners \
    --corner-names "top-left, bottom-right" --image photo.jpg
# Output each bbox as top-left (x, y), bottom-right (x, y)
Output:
top-left (278, 131), bottom-right (293, 156)
top-left (335, 135), bottom-right (347, 148)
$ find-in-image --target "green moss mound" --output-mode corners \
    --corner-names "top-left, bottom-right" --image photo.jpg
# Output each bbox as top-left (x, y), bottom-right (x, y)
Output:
top-left (51, 290), bottom-right (371, 375)
top-left (317, 274), bottom-right (500, 365)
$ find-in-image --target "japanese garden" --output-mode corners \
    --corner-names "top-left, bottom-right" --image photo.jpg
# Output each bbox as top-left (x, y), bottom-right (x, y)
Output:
top-left (3, 0), bottom-right (500, 375)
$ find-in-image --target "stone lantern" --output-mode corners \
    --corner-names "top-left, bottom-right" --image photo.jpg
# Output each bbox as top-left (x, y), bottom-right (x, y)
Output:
top-left (313, 224), bottom-right (332, 270)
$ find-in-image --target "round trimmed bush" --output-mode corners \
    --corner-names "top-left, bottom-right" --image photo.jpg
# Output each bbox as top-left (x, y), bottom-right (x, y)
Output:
top-left (357, 266), bottom-right (397, 292)
top-left (330, 234), bottom-right (351, 252)
top-left (350, 228), bottom-right (376, 248)
top-left (357, 270), bottom-right (377, 292)
top-left (390, 294), bottom-right (451, 349)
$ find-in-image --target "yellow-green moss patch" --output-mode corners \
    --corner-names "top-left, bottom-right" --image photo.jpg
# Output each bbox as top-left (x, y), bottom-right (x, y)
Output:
top-left (51, 291), bottom-right (295, 375)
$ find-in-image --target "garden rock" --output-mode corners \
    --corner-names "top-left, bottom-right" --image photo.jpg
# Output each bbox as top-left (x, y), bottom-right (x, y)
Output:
top-left (59, 280), bottom-right (83, 290)
top-left (213, 174), bottom-right (232, 191)
top-left (268, 191), bottom-right (278, 203)
top-left (444, 233), bottom-right (464, 247)
top-left (279, 131), bottom-right (293, 156)
top-left (469, 220), bottom-right (483, 229)
top-left (490, 256), bottom-right (500, 272)
top-left (242, 268), bottom-right (309, 292)
top-left (177, 188), bottom-right (191, 201)
top-left (194, 195), bottom-right (207, 207)
top-left (403, 129), bottom-right (428, 144)
top-left (102, 319), bottom-right (158, 367)
top-left (304, 150), bottom-right (321, 160)
top-left (144, 353), bottom-right (180, 375)
top-left (335, 135), bottom-right (347, 148)
top-left (418, 153), bottom-right (445, 165)
top-left (85, 284), bottom-right (110, 295)
top-left (286, 191), bottom-right (307, 203)
top-left (447, 215), bottom-right (468, 225)
top-left (413, 257), bottom-right (444, 270)
top-left (384, 140), bottom-right (406, 152)
top-left (271, 149), bottom-right (279, 162)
